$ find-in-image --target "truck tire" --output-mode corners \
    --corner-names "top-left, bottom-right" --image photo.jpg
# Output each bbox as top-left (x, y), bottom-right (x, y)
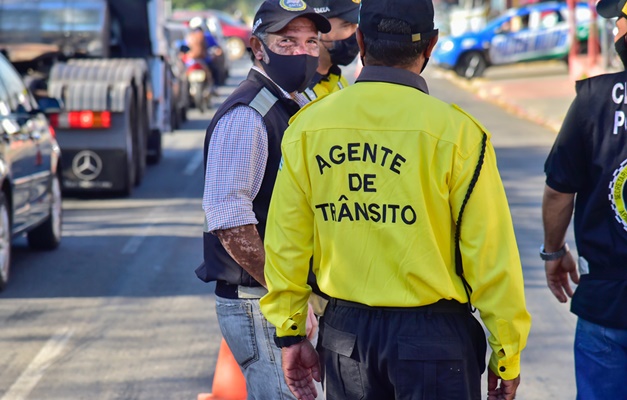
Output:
top-left (147, 129), bottom-right (162, 165)
top-left (27, 173), bottom-right (62, 250)
top-left (120, 89), bottom-right (137, 197)
top-left (134, 84), bottom-right (147, 186)
top-left (0, 193), bottom-right (11, 291)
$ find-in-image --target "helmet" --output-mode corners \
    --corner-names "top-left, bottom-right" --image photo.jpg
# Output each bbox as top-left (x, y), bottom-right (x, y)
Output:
top-left (189, 16), bottom-right (206, 30)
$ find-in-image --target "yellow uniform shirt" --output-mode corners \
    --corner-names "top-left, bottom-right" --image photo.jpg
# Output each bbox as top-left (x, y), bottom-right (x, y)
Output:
top-left (260, 66), bottom-right (531, 380)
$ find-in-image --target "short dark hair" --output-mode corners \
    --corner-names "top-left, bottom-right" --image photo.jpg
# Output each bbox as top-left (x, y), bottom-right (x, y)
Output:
top-left (362, 18), bottom-right (430, 68)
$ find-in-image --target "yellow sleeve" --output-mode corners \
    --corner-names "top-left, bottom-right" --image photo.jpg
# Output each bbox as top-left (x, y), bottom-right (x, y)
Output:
top-left (449, 109), bottom-right (531, 380)
top-left (259, 125), bottom-right (313, 337)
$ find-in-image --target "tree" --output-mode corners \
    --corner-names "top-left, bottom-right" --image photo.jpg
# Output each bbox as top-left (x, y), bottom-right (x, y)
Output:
top-left (171, 0), bottom-right (261, 18)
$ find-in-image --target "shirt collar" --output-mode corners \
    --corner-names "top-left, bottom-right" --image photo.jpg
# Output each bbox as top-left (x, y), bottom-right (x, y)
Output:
top-left (252, 65), bottom-right (308, 107)
top-left (355, 66), bottom-right (429, 94)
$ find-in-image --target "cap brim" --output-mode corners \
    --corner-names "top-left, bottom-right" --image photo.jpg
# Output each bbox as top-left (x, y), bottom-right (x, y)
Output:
top-left (327, 8), bottom-right (359, 24)
top-left (266, 12), bottom-right (331, 34)
top-left (597, 0), bottom-right (621, 18)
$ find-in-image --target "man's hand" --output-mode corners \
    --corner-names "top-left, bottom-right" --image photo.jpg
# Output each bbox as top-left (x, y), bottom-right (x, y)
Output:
top-left (545, 251), bottom-right (579, 303)
top-left (487, 368), bottom-right (520, 400)
top-left (281, 340), bottom-right (321, 400)
top-left (305, 303), bottom-right (318, 340)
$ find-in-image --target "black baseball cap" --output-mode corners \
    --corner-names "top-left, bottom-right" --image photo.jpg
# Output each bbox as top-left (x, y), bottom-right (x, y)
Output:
top-left (359, 0), bottom-right (438, 42)
top-left (252, 0), bottom-right (331, 35)
top-left (597, 0), bottom-right (627, 18)
top-left (322, 0), bottom-right (361, 24)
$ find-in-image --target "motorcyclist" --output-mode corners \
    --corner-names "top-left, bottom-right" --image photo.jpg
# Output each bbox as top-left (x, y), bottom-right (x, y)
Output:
top-left (180, 17), bottom-right (220, 93)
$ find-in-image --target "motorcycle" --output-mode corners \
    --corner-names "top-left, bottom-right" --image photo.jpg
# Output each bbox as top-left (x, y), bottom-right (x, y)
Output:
top-left (185, 58), bottom-right (213, 113)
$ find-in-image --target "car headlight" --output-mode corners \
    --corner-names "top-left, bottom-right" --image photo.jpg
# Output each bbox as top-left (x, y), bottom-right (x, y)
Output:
top-left (440, 40), bottom-right (455, 52)
top-left (461, 38), bottom-right (477, 49)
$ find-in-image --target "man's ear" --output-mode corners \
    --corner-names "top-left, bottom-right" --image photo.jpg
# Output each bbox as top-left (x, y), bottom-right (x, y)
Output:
top-left (250, 36), bottom-right (264, 61)
top-left (356, 28), bottom-right (365, 59)
top-left (424, 33), bottom-right (439, 58)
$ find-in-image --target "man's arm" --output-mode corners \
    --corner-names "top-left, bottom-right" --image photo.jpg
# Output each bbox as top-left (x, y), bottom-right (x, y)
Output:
top-left (202, 105), bottom-right (268, 286)
top-left (215, 225), bottom-right (266, 287)
top-left (542, 185), bottom-right (579, 302)
top-left (450, 128), bottom-right (530, 383)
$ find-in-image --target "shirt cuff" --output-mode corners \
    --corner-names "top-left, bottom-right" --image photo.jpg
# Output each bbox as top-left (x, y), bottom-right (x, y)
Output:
top-left (205, 202), bottom-right (258, 232)
top-left (489, 351), bottom-right (520, 381)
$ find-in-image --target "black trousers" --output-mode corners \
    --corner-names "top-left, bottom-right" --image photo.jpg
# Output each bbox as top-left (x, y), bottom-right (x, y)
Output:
top-left (321, 299), bottom-right (487, 400)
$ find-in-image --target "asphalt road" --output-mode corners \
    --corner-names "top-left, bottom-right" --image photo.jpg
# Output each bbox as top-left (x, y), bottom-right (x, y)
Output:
top-left (0, 59), bottom-right (577, 400)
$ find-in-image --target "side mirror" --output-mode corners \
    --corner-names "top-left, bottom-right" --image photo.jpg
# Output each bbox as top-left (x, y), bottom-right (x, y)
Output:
top-left (36, 96), bottom-right (63, 114)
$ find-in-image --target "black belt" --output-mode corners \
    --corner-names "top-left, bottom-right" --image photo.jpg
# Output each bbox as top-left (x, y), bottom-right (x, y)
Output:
top-left (328, 298), bottom-right (468, 313)
top-left (215, 281), bottom-right (267, 299)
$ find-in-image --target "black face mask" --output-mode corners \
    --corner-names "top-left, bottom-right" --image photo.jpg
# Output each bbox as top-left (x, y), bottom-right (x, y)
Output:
top-left (328, 33), bottom-right (360, 66)
top-left (616, 33), bottom-right (627, 69)
top-left (260, 42), bottom-right (319, 93)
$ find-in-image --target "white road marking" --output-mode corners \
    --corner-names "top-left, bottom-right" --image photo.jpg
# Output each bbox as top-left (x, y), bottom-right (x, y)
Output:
top-left (120, 207), bottom-right (164, 254)
top-left (184, 150), bottom-right (204, 176)
top-left (1, 327), bottom-right (74, 400)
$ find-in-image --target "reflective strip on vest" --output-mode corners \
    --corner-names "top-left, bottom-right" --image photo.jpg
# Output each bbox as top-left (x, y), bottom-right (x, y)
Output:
top-left (249, 87), bottom-right (278, 117)
top-left (303, 87), bottom-right (317, 101)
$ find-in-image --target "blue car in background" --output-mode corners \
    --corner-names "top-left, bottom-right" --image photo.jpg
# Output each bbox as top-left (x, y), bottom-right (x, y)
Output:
top-left (433, 1), bottom-right (592, 78)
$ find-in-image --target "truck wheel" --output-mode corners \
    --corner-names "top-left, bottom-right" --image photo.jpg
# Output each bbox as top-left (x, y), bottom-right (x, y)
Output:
top-left (0, 194), bottom-right (11, 291)
top-left (27, 173), bottom-right (62, 250)
top-left (455, 52), bottom-right (487, 79)
top-left (134, 87), bottom-right (148, 187)
top-left (147, 129), bottom-right (162, 165)
top-left (120, 90), bottom-right (137, 196)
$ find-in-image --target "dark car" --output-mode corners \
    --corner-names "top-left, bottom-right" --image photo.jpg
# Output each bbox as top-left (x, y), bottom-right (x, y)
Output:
top-left (0, 51), bottom-right (62, 290)
top-left (433, 1), bottom-right (593, 78)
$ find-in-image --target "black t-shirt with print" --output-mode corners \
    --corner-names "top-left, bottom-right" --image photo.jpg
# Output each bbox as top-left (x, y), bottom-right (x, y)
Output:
top-left (545, 71), bottom-right (627, 329)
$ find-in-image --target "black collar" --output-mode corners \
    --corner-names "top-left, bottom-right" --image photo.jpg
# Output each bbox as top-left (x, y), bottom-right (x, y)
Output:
top-left (355, 66), bottom-right (429, 94)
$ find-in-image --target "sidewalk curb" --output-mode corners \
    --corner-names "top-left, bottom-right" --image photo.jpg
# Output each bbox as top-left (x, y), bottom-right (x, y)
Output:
top-left (442, 71), bottom-right (564, 134)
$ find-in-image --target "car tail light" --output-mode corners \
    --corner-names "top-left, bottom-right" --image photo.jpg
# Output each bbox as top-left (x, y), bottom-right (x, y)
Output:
top-left (50, 111), bottom-right (111, 129)
top-left (48, 113), bottom-right (59, 127)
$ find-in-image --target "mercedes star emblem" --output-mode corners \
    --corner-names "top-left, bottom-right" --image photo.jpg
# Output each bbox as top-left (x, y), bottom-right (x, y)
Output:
top-left (72, 150), bottom-right (103, 181)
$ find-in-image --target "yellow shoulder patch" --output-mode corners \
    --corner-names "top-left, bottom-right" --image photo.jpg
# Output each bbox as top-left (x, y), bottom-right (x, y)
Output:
top-left (451, 103), bottom-right (492, 140)
top-left (288, 95), bottom-right (327, 125)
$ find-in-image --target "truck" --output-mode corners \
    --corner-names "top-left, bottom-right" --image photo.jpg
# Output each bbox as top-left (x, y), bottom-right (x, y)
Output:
top-left (0, 0), bottom-right (173, 196)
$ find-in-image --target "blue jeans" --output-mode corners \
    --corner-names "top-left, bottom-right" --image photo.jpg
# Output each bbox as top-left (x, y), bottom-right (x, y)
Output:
top-left (215, 295), bottom-right (323, 400)
top-left (575, 318), bottom-right (627, 400)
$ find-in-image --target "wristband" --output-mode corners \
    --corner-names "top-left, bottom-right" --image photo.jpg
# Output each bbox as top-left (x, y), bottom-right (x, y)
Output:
top-left (540, 243), bottom-right (569, 261)
top-left (273, 335), bottom-right (305, 348)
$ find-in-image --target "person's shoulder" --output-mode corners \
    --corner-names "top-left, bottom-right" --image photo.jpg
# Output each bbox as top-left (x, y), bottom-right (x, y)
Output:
top-left (447, 103), bottom-right (491, 137)
top-left (576, 70), bottom-right (627, 94)
top-left (288, 95), bottom-right (328, 126)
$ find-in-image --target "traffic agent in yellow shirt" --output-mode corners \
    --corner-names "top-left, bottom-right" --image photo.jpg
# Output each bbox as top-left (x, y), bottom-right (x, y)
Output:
top-left (260, 1), bottom-right (531, 399)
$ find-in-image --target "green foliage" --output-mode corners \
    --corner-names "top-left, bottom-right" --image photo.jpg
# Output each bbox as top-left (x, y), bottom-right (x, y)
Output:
top-left (171, 0), bottom-right (261, 18)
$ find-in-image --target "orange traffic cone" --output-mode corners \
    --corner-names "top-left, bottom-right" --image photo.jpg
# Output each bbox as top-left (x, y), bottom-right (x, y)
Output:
top-left (198, 338), bottom-right (247, 400)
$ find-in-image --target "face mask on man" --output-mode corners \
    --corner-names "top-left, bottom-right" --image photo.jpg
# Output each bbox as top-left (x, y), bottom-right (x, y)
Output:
top-left (260, 41), bottom-right (319, 93)
top-left (616, 33), bottom-right (627, 69)
top-left (327, 33), bottom-right (360, 66)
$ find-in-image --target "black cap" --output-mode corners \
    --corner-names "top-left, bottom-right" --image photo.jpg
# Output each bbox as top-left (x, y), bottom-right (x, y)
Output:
top-left (597, 0), bottom-right (627, 18)
top-left (359, 0), bottom-right (438, 42)
top-left (312, 0), bottom-right (360, 24)
top-left (252, 0), bottom-right (331, 35)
